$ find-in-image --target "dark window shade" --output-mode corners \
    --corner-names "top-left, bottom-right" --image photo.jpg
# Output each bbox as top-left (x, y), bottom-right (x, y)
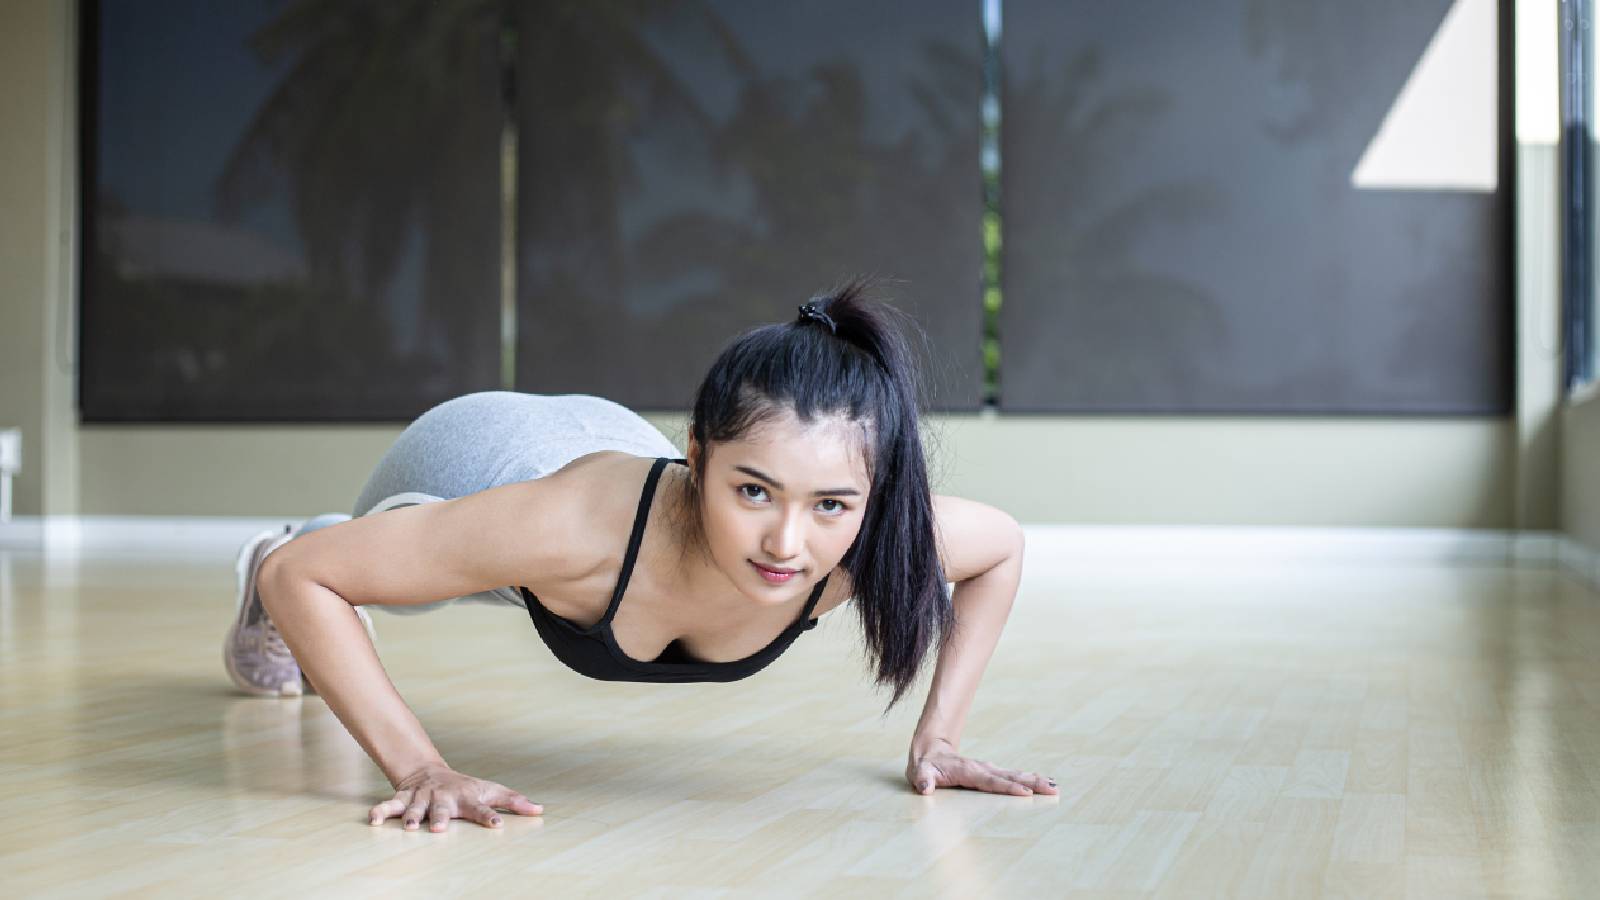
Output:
top-left (512, 0), bottom-right (986, 411)
top-left (80, 0), bottom-right (504, 422)
top-left (1565, 0), bottom-right (1596, 391)
top-left (998, 0), bottom-right (1513, 414)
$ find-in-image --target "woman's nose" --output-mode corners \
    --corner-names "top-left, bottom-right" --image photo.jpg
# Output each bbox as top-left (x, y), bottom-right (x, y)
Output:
top-left (763, 513), bottom-right (803, 559)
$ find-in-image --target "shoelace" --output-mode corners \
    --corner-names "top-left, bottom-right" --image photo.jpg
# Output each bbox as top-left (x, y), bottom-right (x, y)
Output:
top-left (239, 528), bottom-right (299, 668)
top-left (257, 596), bottom-right (293, 659)
top-left (262, 620), bottom-right (291, 658)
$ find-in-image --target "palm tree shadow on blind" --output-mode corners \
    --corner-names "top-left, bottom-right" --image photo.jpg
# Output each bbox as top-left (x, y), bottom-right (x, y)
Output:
top-left (998, 0), bottom-right (1510, 415)
top-left (512, 0), bottom-right (986, 412)
top-left (83, 0), bottom-right (503, 422)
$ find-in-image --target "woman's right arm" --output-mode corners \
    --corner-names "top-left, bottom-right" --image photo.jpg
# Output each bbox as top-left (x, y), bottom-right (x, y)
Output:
top-left (256, 570), bottom-right (448, 786)
top-left (256, 468), bottom-right (600, 827)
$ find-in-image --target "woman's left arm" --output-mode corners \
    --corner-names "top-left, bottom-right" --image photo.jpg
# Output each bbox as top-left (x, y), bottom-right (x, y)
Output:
top-left (905, 495), bottom-right (1059, 797)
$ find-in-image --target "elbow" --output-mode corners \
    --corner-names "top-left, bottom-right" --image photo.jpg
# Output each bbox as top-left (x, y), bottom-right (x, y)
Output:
top-left (1003, 514), bottom-right (1025, 568)
top-left (994, 516), bottom-right (1025, 590)
top-left (973, 515), bottom-right (1025, 584)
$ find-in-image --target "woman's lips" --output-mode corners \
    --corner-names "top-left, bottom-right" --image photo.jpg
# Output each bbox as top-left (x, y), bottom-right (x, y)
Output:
top-left (750, 561), bottom-right (799, 584)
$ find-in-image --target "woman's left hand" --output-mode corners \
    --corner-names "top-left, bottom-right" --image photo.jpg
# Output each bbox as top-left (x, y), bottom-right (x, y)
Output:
top-left (905, 739), bottom-right (1058, 797)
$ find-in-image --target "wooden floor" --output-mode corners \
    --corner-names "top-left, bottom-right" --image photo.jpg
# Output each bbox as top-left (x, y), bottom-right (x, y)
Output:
top-left (2, 547), bottom-right (1599, 899)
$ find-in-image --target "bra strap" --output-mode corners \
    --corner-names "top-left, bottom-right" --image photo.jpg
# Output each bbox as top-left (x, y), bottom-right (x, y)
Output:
top-left (600, 456), bottom-right (670, 625)
top-left (799, 573), bottom-right (829, 623)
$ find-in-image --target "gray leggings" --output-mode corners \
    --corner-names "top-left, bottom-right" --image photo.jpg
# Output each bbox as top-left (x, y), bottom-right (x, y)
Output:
top-left (291, 391), bottom-right (680, 615)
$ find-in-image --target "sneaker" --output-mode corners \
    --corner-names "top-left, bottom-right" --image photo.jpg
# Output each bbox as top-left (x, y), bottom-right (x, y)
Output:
top-left (224, 524), bottom-right (378, 697)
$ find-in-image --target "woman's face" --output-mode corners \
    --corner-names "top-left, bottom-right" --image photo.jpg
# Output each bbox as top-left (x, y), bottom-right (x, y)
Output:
top-left (689, 410), bottom-right (871, 607)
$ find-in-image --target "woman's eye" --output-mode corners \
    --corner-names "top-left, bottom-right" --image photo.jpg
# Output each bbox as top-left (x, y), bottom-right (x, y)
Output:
top-left (739, 485), bottom-right (845, 514)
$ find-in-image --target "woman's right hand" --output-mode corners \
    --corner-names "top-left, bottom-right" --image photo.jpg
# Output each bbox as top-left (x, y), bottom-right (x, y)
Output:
top-left (369, 762), bottom-right (544, 832)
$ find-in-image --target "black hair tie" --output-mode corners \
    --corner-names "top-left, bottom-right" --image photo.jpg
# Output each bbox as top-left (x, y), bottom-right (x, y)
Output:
top-left (797, 302), bottom-right (837, 335)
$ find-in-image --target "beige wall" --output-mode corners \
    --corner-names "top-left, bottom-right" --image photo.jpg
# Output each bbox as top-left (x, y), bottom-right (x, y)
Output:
top-left (72, 415), bottom-right (1514, 526)
top-left (0, 0), bottom-right (1570, 531)
top-left (1564, 390), bottom-right (1600, 550)
top-left (1, 0), bottom-right (78, 520)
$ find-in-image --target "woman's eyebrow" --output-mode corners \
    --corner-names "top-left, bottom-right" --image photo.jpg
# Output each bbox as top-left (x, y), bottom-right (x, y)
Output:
top-left (733, 465), bottom-right (862, 497)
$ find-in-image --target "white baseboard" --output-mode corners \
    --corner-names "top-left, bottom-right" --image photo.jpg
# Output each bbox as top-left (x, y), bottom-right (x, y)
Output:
top-left (1020, 525), bottom-right (1563, 566)
top-left (1019, 526), bottom-right (1599, 590)
top-left (2, 516), bottom-right (1598, 591)
top-left (0, 515), bottom-right (302, 559)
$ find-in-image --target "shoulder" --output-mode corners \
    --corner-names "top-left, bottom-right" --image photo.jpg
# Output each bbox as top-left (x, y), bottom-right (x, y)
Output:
top-left (544, 450), bottom-right (685, 554)
top-left (552, 450), bottom-right (672, 510)
top-left (808, 494), bottom-right (1021, 619)
top-left (931, 494), bottom-right (1024, 583)
top-left (509, 451), bottom-right (676, 607)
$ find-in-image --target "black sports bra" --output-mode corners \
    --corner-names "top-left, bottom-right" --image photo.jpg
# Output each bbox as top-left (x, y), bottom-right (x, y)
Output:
top-left (519, 456), bottom-right (828, 683)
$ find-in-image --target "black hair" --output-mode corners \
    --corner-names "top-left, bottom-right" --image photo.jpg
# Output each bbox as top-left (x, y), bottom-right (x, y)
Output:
top-left (678, 275), bottom-right (951, 712)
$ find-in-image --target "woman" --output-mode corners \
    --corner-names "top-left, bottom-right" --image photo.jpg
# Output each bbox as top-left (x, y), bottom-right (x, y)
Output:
top-left (224, 276), bottom-right (1058, 833)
